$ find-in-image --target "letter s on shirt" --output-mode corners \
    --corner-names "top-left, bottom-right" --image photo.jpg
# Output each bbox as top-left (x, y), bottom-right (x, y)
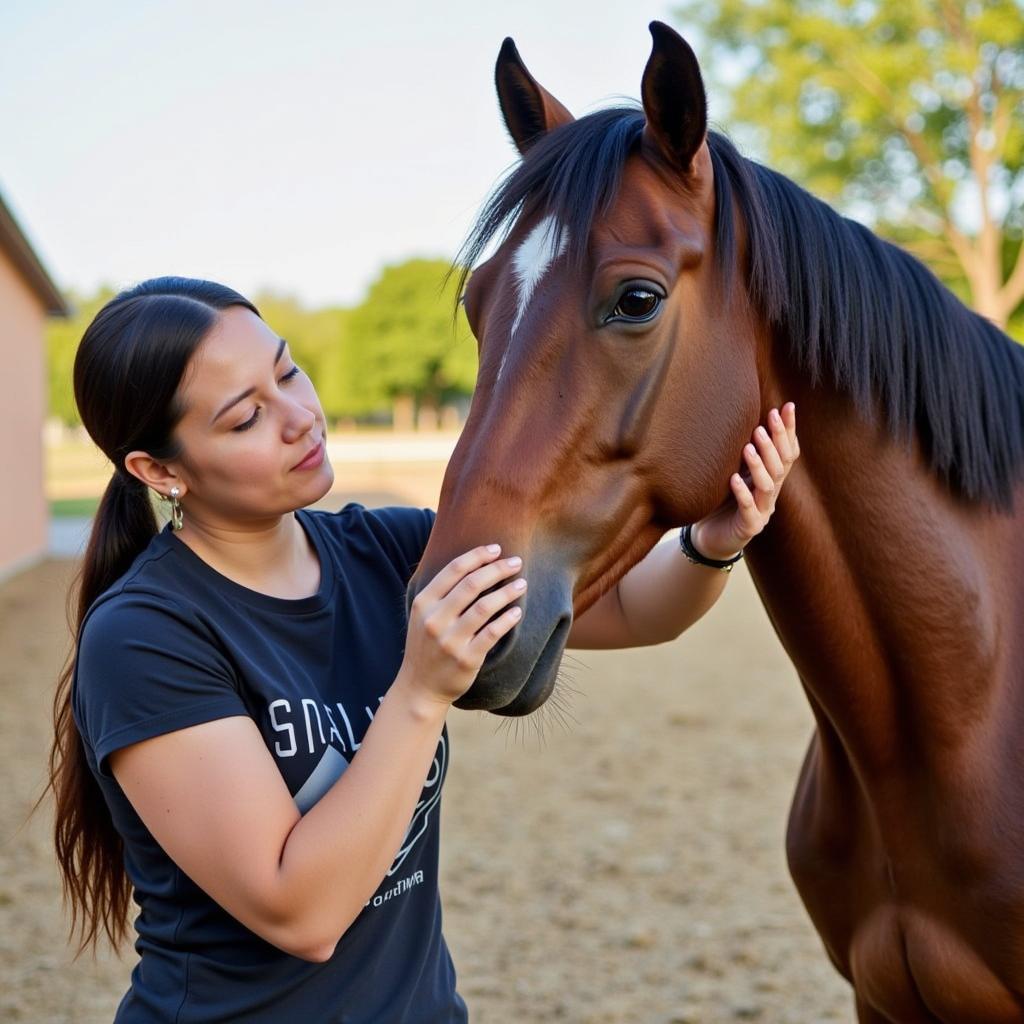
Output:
top-left (268, 699), bottom-right (297, 757)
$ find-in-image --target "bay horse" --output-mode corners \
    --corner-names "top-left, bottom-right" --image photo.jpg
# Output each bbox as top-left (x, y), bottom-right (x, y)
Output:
top-left (408, 22), bottom-right (1024, 1024)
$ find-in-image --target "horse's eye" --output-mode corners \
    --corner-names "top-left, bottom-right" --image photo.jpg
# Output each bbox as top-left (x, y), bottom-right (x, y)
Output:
top-left (609, 287), bottom-right (662, 323)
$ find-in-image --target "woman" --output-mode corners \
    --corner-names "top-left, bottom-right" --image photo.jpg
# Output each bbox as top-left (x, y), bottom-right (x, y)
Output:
top-left (49, 276), bottom-right (799, 1022)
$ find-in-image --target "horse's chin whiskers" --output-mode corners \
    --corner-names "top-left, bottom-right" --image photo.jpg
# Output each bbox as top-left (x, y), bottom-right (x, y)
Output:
top-left (545, 684), bottom-right (579, 734)
top-left (489, 661), bottom-right (581, 749)
top-left (494, 704), bottom-right (550, 750)
top-left (494, 713), bottom-right (524, 749)
top-left (558, 651), bottom-right (590, 677)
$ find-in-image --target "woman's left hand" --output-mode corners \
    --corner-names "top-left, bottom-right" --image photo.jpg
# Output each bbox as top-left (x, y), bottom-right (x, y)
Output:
top-left (692, 403), bottom-right (801, 561)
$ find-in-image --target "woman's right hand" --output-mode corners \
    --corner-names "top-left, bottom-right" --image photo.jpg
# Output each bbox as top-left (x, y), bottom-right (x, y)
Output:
top-left (399, 545), bottom-right (527, 705)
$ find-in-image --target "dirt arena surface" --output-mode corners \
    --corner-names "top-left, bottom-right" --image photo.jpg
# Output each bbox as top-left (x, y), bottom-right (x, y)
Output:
top-left (0, 503), bottom-right (853, 1022)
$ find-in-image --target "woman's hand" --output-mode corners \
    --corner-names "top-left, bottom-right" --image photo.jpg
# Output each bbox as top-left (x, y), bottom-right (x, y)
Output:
top-left (399, 545), bottom-right (527, 706)
top-left (692, 403), bottom-right (801, 561)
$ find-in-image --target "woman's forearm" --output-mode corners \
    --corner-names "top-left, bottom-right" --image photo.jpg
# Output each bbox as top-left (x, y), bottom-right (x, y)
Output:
top-left (615, 533), bottom-right (730, 644)
top-left (273, 673), bottom-right (449, 960)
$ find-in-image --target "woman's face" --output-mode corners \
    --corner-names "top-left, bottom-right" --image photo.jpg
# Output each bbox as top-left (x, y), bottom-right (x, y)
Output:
top-left (168, 305), bottom-right (334, 526)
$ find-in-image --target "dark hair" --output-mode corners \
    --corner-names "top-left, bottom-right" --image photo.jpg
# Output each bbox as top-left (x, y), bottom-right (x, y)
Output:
top-left (42, 276), bottom-right (261, 956)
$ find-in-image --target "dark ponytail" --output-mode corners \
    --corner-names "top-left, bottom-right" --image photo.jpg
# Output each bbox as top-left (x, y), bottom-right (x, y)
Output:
top-left (42, 276), bottom-right (260, 957)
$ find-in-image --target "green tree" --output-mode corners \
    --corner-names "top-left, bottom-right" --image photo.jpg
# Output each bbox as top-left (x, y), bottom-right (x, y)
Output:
top-left (675, 0), bottom-right (1024, 332)
top-left (345, 259), bottom-right (477, 426)
top-left (308, 306), bottom-right (354, 423)
top-left (45, 286), bottom-right (116, 426)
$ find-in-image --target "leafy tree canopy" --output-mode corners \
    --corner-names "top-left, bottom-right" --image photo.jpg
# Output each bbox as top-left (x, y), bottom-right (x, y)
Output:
top-left (345, 258), bottom-right (477, 411)
top-left (675, 0), bottom-right (1024, 333)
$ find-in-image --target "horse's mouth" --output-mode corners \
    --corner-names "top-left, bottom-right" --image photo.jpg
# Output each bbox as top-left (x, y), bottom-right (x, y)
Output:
top-left (454, 612), bottom-right (571, 716)
top-left (494, 619), bottom-right (569, 715)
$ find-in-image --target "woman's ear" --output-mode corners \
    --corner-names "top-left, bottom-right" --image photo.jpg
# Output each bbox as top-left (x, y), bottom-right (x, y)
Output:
top-left (123, 451), bottom-right (185, 498)
top-left (495, 37), bottom-right (574, 155)
top-left (640, 22), bottom-right (707, 174)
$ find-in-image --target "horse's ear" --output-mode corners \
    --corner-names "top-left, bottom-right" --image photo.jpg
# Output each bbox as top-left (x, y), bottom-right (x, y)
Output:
top-left (495, 37), bottom-right (574, 155)
top-left (640, 22), bottom-right (707, 174)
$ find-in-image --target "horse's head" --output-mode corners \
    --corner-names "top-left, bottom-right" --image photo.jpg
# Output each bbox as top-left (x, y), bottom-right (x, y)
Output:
top-left (409, 23), bottom-right (764, 715)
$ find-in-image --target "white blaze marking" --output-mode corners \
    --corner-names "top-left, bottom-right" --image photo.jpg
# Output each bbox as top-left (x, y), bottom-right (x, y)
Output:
top-left (497, 214), bottom-right (568, 383)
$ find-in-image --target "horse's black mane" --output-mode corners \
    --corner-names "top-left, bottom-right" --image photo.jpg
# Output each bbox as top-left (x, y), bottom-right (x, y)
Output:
top-left (459, 106), bottom-right (1024, 509)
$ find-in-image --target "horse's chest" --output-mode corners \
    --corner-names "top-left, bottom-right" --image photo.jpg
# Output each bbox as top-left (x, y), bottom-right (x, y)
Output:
top-left (846, 904), bottom-right (1024, 1023)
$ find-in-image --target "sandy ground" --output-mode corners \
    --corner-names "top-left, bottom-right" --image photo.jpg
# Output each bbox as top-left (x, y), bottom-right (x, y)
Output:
top-left (0, 497), bottom-right (853, 1023)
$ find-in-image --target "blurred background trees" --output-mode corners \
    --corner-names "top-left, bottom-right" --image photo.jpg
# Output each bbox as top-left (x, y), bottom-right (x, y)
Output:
top-left (675, 0), bottom-right (1024, 338)
top-left (47, 259), bottom-right (475, 431)
top-left (344, 259), bottom-right (476, 430)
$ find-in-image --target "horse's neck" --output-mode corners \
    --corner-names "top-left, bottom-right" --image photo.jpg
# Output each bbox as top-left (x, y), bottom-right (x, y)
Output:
top-left (744, 372), bottom-right (1021, 774)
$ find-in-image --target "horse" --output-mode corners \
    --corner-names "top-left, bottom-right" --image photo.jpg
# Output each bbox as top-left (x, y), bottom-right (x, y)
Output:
top-left (407, 21), bottom-right (1024, 1024)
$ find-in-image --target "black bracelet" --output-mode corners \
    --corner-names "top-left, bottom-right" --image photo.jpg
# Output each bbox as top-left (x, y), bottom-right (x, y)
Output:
top-left (678, 523), bottom-right (744, 572)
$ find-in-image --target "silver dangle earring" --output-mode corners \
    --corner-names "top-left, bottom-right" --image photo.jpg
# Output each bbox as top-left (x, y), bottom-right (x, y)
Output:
top-left (169, 486), bottom-right (183, 531)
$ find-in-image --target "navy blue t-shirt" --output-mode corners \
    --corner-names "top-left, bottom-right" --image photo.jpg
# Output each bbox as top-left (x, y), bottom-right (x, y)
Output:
top-left (72, 503), bottom-right (468, 1024)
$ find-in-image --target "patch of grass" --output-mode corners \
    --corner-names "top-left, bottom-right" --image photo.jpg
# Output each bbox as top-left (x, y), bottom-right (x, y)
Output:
top-left (50, 497), bottom-right (100, 518)
top-left (49, 494), bottom-right (173, 524)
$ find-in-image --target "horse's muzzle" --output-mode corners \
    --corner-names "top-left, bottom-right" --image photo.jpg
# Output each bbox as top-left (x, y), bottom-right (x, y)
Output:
top-left (405, 568), bottom-right (573, 715)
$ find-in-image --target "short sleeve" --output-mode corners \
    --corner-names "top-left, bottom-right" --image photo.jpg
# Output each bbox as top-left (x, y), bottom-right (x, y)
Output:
top-left (74, 593), bottom-right (248, 778)
top-left (361, 505), bottom-right (436, 583)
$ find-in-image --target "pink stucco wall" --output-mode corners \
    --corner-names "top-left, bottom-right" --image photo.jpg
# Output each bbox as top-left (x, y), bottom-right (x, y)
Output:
top-left (0, 253), bottom-right (48, 579)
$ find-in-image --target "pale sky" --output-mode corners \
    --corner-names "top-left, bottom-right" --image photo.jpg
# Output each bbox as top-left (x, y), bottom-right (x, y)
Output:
top-left (1, 0), bottom-right (727, 310)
